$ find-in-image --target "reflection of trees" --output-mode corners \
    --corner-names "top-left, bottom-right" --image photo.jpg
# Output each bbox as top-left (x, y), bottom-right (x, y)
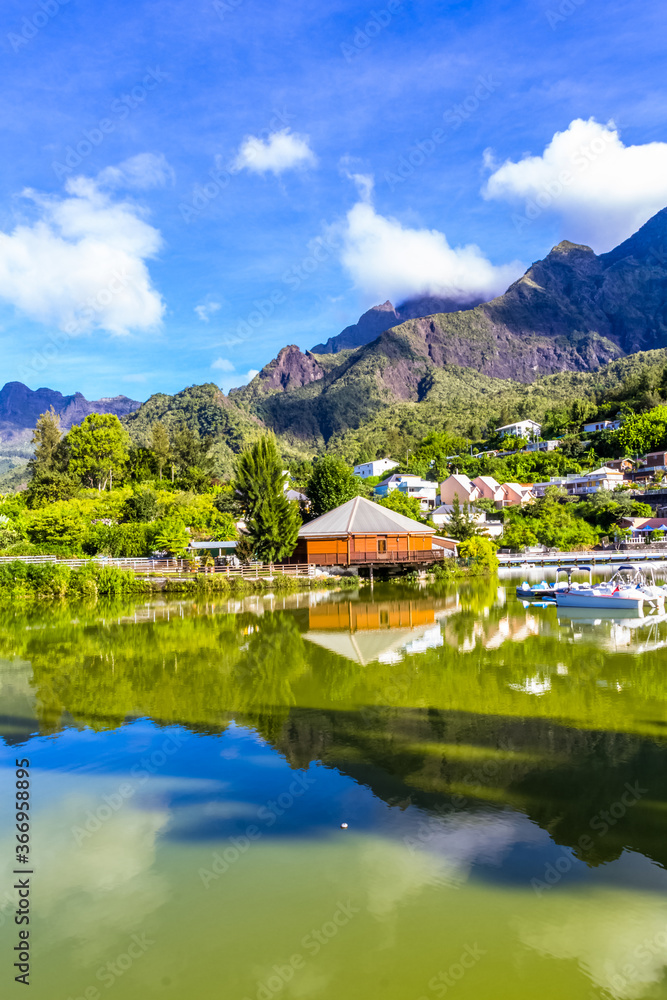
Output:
top-left (2, 589), bottom-right (667, 870)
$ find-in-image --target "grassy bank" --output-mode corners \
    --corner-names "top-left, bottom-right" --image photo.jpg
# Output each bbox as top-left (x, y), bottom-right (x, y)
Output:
top-left (0, 560), bottom-right (360, 601)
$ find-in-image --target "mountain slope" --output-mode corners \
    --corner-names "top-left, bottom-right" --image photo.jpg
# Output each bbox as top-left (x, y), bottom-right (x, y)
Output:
top-left (228, 209), bottom-right (667, 445)
top-left (311, 294), bottom-right (484, 354)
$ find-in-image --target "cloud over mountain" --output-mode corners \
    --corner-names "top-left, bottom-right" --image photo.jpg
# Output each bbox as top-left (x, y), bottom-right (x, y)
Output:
top-left (339, 199), bottom-right (523, 304)
top-left (483, 118), bottom-right (667, 250)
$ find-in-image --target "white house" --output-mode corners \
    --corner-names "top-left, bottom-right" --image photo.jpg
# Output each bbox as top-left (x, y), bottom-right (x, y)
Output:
top-left (583, 420), bottom-right (622, 433)
top-left (495, 419), bottom-right (541, 441)
top-left (354, 457), bottom-right (399, 479)
top-left (374, 474), bottom-right (438, 510)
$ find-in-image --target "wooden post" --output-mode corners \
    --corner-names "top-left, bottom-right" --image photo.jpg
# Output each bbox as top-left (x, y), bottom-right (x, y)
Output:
top-left (369, 564), bottom-right (374, 590)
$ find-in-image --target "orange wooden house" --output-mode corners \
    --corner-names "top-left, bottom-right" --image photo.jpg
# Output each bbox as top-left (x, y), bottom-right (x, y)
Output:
top-left (289, 495), bottom-right (454, 566)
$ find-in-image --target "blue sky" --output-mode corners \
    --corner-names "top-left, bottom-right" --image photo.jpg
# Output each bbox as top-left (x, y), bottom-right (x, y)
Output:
top-left (1, 0), bottom-right (667, 400)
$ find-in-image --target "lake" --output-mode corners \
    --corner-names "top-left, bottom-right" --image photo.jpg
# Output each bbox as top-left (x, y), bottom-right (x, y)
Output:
top-left (1, 577), bottom-right (666, 1000)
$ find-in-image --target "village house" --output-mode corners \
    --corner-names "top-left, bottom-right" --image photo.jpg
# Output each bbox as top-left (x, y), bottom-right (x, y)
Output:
top-left (439, 473), bottom-right (481, 505)
top-left (532, 466), bottom-right (625, 496)
top-left (440, 474), bottom-right (532, 508)
top-left (374, 473), bottom-right (438, 510)
top-left (288, 495), bottom-right (449, 567)
top-left (583, 419), bottom-right (622, 433)
top-left (495, 419), bottom-right (541, 441)
top-left (471, 475), bottom-right (505, 502)
top-left (353, 457), bottom-right (399, 479)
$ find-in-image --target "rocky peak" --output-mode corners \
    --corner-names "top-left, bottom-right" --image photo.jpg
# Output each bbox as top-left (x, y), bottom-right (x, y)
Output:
top-left (256, 346), bottom-right (325, 391)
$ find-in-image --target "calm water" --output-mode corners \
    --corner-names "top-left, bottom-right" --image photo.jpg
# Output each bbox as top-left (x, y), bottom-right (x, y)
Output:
top-left (1, 578), bottom-right (666, 1000)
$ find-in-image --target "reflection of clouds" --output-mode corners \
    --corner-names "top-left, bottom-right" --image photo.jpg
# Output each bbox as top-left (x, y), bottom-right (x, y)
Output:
top-left (518, 888), bottom-right (667, 999)
top-left (0, 786), bottom-right (169, 967)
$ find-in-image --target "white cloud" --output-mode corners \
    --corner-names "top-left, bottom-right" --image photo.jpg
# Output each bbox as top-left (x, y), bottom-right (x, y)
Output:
top-left (339, 199), bottom-right (523, 304)
top-left (211, 356), bottom-right (235, 371)
top-left (210, 357), bottom-right (259, 393)
top-left (0, 170), bottom-right (164, 336)
top-left (232, 129), bottom-right (317, 175)
top-left (483, 118), bottom-right (667, 250)
top-left (196, 301), bottom-right (222, 323)
top-left (97, 153), bottom-right (175, 190)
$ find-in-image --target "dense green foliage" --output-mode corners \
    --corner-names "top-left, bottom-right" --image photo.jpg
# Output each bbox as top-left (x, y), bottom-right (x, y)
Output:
top-left (306, 456), bottom-right (365, 517)
top-left (235, 437), bottom-right (301, 562)
top-left (376, 490), bottom-right (423, 521)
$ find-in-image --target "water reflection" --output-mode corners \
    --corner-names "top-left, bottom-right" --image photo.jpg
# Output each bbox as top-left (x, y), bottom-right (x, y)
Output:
top-left (0, 580), bottom-right (666, 999)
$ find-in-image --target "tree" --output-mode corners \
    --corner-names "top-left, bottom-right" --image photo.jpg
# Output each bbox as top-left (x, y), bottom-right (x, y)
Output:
top-left (447, 495), bottom-right (479, 541)
top-left (153, 517), bottom-right (189, 556)
top-left (235, 437), bottom-right (301, 562)
top-left (458, 536), bottom-right (499, 570)
top-left (502, 521), bottom-right (539, 550)
top-left (306, 456), bottom-right (363, 517)
top-left (124, 486), bottom-right (158, 522)
top-left (67, 414), bottom-right (130, 490)
top-left (24, 471), bottom-right (80, 509)
top-left (376, 490), bottom-right (422, 521)
top-left (29, 408), bottom-right (63, 476)
top-left (150, 422), bottom-right (171, 480)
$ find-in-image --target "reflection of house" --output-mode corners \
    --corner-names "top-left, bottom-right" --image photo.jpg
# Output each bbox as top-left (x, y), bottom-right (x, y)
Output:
top-left (304, 599), bottom-right (451, 665)
top-left (288, 496), bottom-right (440, 566)
top-left (374, 474), bottom-right (437, 510)
top-left (353, 457), bottom-right (399, 478)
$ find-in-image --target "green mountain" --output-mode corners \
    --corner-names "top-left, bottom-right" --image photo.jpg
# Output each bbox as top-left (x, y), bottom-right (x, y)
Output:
top-left (119, 209), bottom-right (667, 469)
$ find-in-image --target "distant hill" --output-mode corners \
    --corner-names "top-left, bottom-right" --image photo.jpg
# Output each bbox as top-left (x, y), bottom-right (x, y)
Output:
top-left (0, 381), bottom-right (141, 450)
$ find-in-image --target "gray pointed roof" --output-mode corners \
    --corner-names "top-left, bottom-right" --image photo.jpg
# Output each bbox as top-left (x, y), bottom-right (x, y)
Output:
top-left (298, 495), bottom-right (434, 537)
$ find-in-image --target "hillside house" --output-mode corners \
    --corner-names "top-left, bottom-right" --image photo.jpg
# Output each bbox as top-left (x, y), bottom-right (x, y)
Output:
top-left (583, 419), bottom-right (622, 433)
top-left (495, 419), bottom-right (541, 441)
top-left (374, 474), bottom-right (438, 510)
top-left (353, 457), bottom-right (399, 479)
top-left (440, 473), bottom-right (481, 505)
top-left (471, 475), bottom-right (504, 502)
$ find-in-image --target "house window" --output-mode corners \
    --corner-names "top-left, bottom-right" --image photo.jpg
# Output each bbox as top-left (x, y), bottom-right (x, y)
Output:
top-left (378, 539), bottom-right (387, 553)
